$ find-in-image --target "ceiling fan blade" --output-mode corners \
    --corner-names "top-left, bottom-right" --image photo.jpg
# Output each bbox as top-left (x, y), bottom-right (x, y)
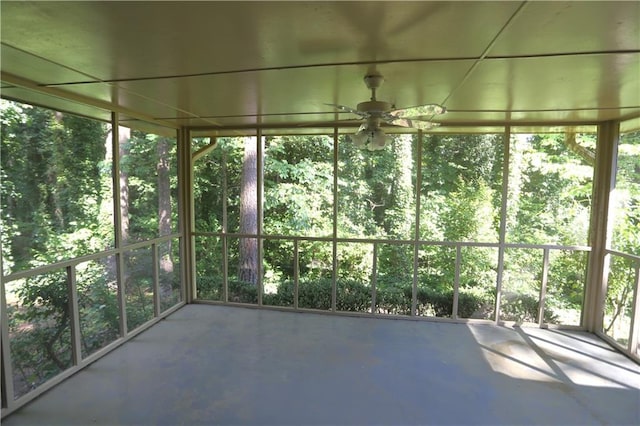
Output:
top-left (387, 104), bottom-right (446, 118)
top-left (386, 117), bottom-right (441, 130)
top-left (325, 103), bottom-right (369, 119)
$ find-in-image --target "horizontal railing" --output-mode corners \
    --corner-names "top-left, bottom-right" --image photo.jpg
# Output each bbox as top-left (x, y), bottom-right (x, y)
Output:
top-left (194, 231), bottom-right (591, 248)
top-left (193, 231), bottom-right (593, 327)
top-left (3, 231), bottom-right (636, 417)
top-left (2, 234), bottom-right (179, 283)
top-left (1, 234), bottom-right (184, 416)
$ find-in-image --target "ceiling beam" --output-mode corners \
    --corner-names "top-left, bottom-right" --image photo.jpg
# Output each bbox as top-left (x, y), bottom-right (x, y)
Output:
top-left (1, 71), bottom-right (179, 130)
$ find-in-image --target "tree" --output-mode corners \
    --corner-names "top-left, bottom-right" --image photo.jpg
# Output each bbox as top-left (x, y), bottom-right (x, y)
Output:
top-left (118, 126), bottom-right (131, 242)
top-left (238, 136), bottom-right (259, 284)
top-left (157, 136), bottom-right (174, 302)
top-left (378, 135), bottom-right (415, 278)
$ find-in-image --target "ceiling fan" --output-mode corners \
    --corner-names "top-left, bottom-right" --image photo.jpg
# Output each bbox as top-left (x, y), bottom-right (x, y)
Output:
top-left (327, 71), bottom-right (446, 150)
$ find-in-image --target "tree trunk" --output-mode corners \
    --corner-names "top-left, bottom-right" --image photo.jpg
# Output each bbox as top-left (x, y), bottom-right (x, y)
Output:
top-left (157, 137), bottom-right (172, 240)
top-left (119, 126), bottom-right (131, 243)
top-left (50, 111), bottom-right (65, 230)
top-left (238, 136), bottom-right (258, 285)
top-left (157, 137), bottom-right (174, 300)
top-left (389, 134), bottom-right (414, 237)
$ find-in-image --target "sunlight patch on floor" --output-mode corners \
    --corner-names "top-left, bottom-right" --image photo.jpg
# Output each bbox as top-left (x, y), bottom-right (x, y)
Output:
top-left (469, 324), bottom-right (640, 390)
top-left (469, 325), bottom-right (561, 383)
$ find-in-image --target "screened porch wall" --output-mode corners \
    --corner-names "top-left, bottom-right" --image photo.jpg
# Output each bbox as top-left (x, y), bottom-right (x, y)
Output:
top-left (0, 107), bottom-right (186, 415)
top-left (189, 125), bottom-right (639, 364)
top-left (2, 107), bottom-right (639, 418)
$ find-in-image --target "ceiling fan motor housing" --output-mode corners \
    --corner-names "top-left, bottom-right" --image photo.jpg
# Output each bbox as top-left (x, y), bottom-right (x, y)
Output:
top-left (363, 72), bottom-right (384, 90)
top-left (357, 100), bottom-right (391, 114)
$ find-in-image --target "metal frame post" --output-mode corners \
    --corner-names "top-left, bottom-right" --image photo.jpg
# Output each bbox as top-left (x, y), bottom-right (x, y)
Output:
top-left (221, 137), bottom-right (228, 303)
top-left (584, 121), bottom-right (619, 332)
top-left (412, 131), bottom-right (423, 316)
top-left (371, 243), bottom-right (378, 314)
top-left (628, 264), bottom-right (640, 355)
top-left (293, 240), bottom-right (300, 310)
top-left (257, 131), bottom-right (264, 306)
top-left (495, 126), bottom-right (511, 323)
top-left (152, 243), bottom-right (161, 316)
top-left (332, 128), bottom-right (338, 312)
top-left (452, 245), bottom-right (462, 319)
top-left (538, 248), bottom-right (550, 327)
top-left (67, 266), bottom-right (82, 365)
top-left (112, 112), bottom-right (128, 337)
top-left (1, 260), bottom-right (15, 409)
top-left (178, 127), bottom-right (195, 303)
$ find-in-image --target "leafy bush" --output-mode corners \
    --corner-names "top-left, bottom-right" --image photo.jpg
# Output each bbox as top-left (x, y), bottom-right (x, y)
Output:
top-left (336, 279), bottom-right (371, 312)
top-left (9, 273), bottom-right (73, 398)
top-left (196, 275), bottom-right (260, 304)
top-left (198, 276), bottom-right (491, 319)
top-left (375, 285), bottom-right (411, 315)
top-left (500, 292), bottom-right (559, 323)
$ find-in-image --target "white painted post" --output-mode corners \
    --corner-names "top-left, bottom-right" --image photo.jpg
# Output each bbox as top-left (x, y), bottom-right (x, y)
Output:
top-left (584, 121), bottom-right (619, 332)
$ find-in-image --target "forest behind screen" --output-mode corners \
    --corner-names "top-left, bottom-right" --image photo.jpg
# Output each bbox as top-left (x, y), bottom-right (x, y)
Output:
top-left (1, 99), bottom-right (639, 398)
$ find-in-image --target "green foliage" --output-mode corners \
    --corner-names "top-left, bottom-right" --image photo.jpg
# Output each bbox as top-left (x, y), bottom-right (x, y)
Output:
top-left (415, 288), bottom-right (487, 318)
top-left (8, 272), bottom-right (73, 397)
top-left (500, 293), bottom-right (559, 323)
top-left (507, 134), bottom-right (593, 245)
top-left (1, 100), bottom-right (111, 272)
top-left (263, 135), bottom-right (334, 237)
top-left (5, 95), bottom-right (640, 399)
top-left (603, 131), bottom-right (640, 341)
top-left (197, 275), bottom-right (490, 319)
top-left (122, 131), bottom-right (178, 242)
top-left (2, 100), bottom-right (183, 399)
top-left (192, 131), bottom-right (611, 325)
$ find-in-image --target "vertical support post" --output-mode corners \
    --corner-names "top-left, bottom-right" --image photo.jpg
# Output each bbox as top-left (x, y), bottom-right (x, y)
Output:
top-left (293, 239), bottom-right (299, 310)
top-left (628, 263), bottom-right (640, 356)
top-left (152, 243), bottom-right (161, 317)
top-left (452, 245), bottom-right (462, 319)
top-left (495, 126), bottom-right (511, 323)
top-left (111, 115), bottom-right (123, 256)
top-left (219, 139), bottom-right (225, 235)
top-left (584, 121), bottom-right (619, 332)
top-left (0, 240), bottom-right (5, 408)
top-left (112, 112), bottom-right (128, 337)
top-left (222, 237), bottom-right (229, 303)
top-left (177, 127), bottom-right (195, 303)
top-left (332, 128), bottom-right (338, 312)
top-left (67, 266), bottom-right (82, 366)
top-left (412, 131), bottom-right (423, 317)
top-left (256, 131), bottom-right (264, 306)
top-left (221, 137), bottom-right (228, 303)
top-left (371, 243), bottom-right (378, 314)
top-left (117, 251), bottom-right (127, 336)
top-left (538, 248), bottom-right (550, 327)
top-left (1, 271), bottom-right (15, 408)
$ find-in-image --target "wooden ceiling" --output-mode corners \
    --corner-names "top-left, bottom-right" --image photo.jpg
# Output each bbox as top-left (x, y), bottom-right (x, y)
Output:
top-left (1, 1), bottom-right (639, 133)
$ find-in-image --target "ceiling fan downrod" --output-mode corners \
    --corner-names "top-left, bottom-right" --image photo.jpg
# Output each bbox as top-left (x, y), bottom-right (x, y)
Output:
top-left (363, 71), bottom-right (384, 101)
top-left (357, 71), bottom-right (391, 114)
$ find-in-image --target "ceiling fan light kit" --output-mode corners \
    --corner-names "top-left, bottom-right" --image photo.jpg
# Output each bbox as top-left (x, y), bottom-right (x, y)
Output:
top-left (329, 71), bottom-right (447, 150)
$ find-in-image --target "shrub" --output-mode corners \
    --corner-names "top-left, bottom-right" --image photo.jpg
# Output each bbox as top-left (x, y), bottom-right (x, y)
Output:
top-left (299, 278), bottom-right (333, 309)
top-left (415, 287), bottom-right (485, 318)
top-left (375, 285), bottom-right (411, 315)
top-left (500, 292), bottom-right (559, 323)
top-left (196, 277), bottom-right (554, 323)
top-left (336, 279), bottom-right (370, 312)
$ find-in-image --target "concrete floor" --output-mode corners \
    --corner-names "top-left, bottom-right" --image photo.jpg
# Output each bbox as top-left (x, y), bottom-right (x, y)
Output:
top-left (3, 304), bottom-right (639, 426)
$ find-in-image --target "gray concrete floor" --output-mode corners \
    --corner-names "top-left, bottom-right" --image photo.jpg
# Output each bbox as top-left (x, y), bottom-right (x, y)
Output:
top-left (3, 304), bottom-right (639, 426)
